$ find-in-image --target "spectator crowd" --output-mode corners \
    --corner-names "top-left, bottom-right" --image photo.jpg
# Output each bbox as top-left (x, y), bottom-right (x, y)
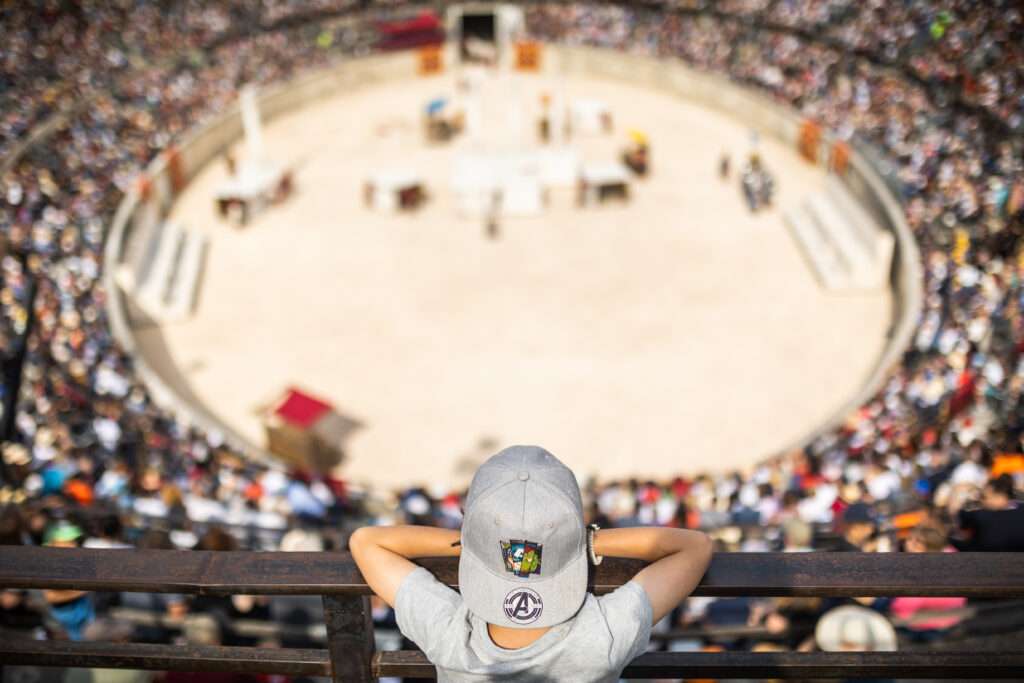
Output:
top-left (1, 0), bottom-right (1024, 673)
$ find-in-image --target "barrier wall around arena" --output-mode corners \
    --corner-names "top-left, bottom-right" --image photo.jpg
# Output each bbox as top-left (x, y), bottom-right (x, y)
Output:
top-left (104, 44), bottom-right (921, 465)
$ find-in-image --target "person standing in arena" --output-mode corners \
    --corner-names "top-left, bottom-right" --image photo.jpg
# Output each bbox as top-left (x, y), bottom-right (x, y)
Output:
top-left (350, 445), bottom-right (713, 681)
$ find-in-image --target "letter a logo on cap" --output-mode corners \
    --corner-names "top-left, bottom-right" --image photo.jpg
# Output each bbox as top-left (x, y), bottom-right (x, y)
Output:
top-left (503, 587), bottom-right (543, 625)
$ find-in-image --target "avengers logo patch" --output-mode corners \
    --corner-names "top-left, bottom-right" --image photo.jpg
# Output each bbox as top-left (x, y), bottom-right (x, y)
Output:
top-left (503, 587), bottom-right (543, 625)
top-left (499, 539), bottom-right (542, 577)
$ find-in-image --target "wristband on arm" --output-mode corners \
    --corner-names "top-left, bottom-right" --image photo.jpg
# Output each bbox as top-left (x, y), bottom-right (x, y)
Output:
top-left (587, 523), bottom-right (603, 565)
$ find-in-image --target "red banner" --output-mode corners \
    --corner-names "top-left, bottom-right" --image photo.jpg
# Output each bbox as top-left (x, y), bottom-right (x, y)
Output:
top-left (419, 45), bottom-right (443, 75)
top-left (515, 42), bottom-right (542, 71)
top-left (798, 120), bottom-right (821, 164)
top-left (166, 146), bottom-right (186, 193)
top-left (830, 140), bottom-right (850, 175)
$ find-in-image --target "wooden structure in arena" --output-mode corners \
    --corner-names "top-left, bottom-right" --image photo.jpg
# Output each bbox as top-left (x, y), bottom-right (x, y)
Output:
top-left (263, 387), bottom-right (352, 472)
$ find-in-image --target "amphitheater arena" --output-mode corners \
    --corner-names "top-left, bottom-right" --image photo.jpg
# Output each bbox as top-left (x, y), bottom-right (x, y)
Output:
top-left (109, 18), bottom-right (913, 491)
top-left (5, 1), bottom-right (1024, 679)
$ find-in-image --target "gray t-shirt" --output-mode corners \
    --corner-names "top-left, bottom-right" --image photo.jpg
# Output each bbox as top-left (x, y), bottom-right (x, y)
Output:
top-left (395, 566), bottom-right (653, 682)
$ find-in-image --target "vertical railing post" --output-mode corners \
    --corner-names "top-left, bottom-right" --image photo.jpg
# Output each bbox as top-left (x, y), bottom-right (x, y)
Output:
top-left (322, 594), bottom-right (375, 683)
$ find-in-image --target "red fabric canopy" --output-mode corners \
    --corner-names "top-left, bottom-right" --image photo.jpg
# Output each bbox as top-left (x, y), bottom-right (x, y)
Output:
top-left (273, 387), bottom-right (332, 429)
top-left (377, 11), bottom-right (441, 35)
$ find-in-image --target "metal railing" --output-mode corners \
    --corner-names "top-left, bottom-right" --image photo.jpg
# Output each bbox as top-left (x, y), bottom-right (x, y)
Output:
top-left (2, 547), bottom-right (1024, 679)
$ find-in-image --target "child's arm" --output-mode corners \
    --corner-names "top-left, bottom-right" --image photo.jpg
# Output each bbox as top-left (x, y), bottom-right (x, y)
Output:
top-left (348, 525), bottom-right (461, 607)
top-left (594, 527), bottom-right (712, 625)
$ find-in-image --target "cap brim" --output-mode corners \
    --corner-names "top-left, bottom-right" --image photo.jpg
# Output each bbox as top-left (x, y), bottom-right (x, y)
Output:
top-left (458, 545), bottom-right (587, 629)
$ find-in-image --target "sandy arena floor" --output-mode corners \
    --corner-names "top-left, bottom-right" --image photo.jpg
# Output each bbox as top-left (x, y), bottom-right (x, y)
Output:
top-left (136, 68), bottom-right (891, 489)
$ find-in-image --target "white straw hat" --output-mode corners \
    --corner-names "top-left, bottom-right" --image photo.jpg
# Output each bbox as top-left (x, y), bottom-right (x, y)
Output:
top-left (815, 605), bottom-right (898, 652)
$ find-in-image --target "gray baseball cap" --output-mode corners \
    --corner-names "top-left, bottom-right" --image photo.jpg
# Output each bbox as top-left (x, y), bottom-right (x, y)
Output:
top-left (458, 445), bottom-right (587, 628)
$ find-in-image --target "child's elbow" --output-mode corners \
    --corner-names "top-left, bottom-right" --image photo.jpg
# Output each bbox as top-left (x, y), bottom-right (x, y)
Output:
top-left (348, 525), bottom-right (374, 552)
top-left (694, 531), bottom-right (714, 563)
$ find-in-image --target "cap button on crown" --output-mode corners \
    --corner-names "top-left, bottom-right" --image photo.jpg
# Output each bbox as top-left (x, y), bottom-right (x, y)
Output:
top-left (518, 471), bottom-right (529, 481)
